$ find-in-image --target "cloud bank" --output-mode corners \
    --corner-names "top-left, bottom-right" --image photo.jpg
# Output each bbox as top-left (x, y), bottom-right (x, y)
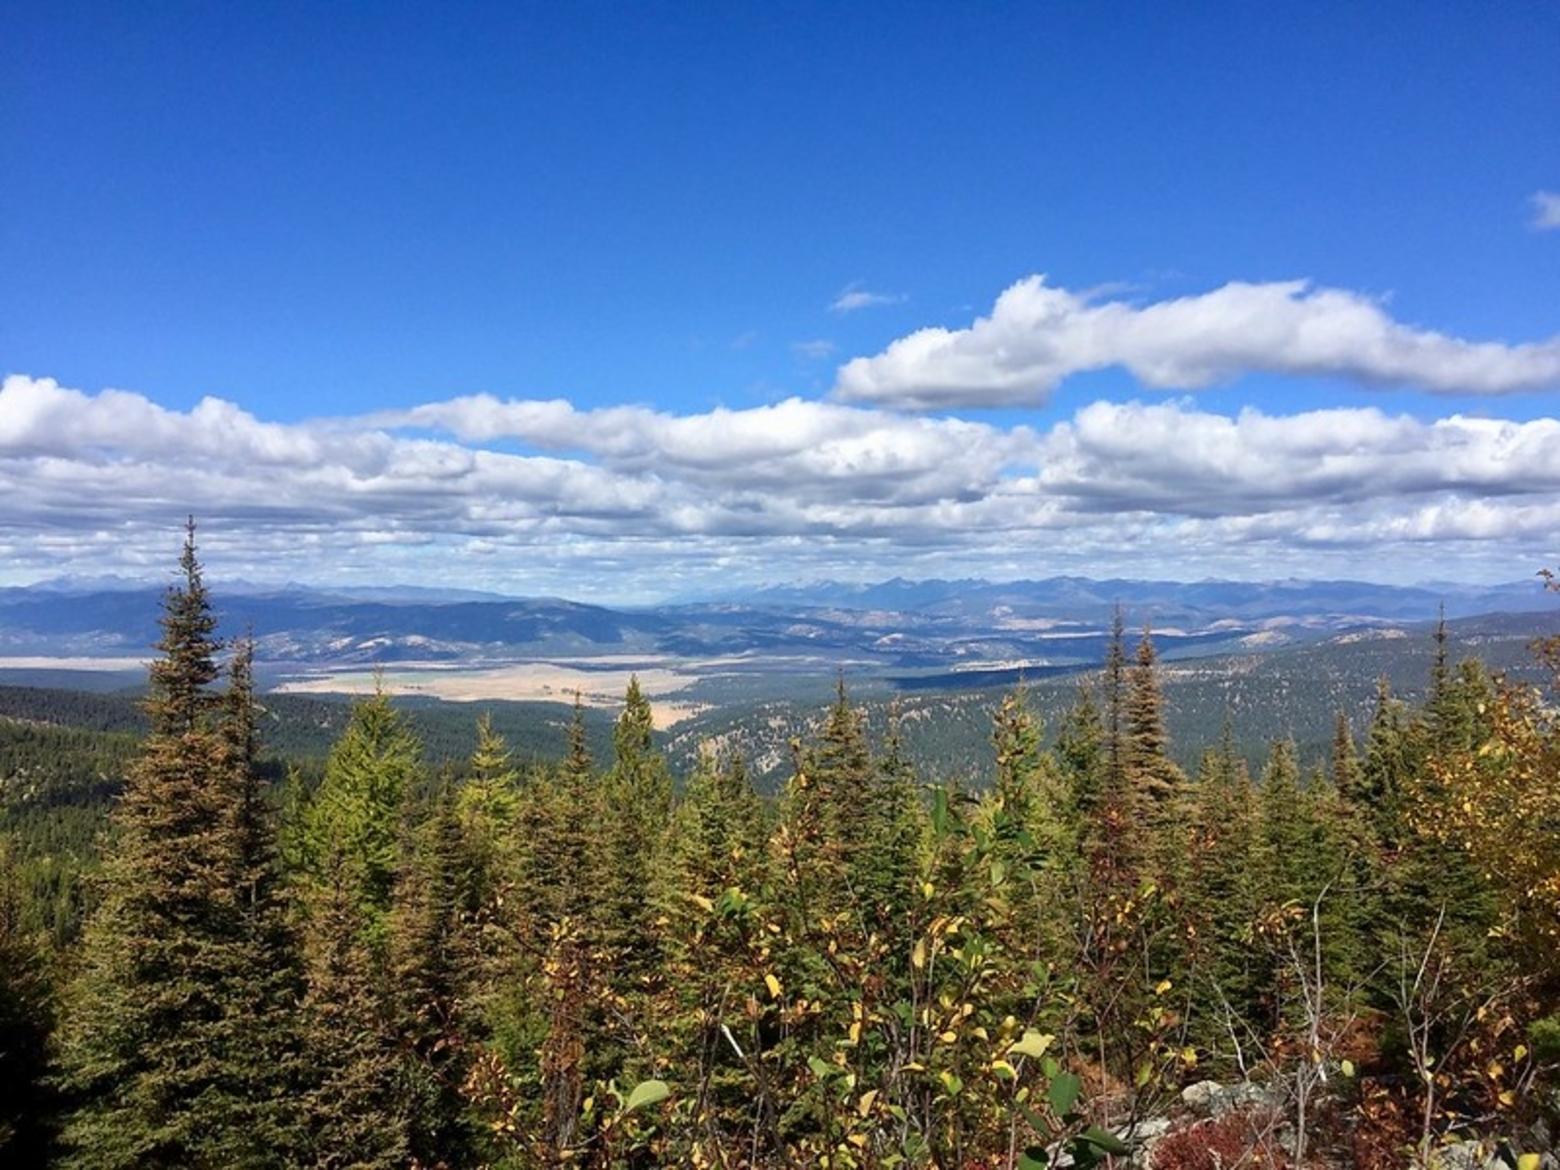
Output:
top-left (2, 374), bottom-right (1555, 598)
top-left (834, 276), bottom-right (1560, 408)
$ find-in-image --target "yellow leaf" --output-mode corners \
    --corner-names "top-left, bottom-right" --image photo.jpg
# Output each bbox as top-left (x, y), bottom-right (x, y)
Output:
top-left (764, 973), bottom-right (782, 999)
top-left (911, 940), bottom-right (926, 970)
top-left (1009, 1030), bottom-right (1055, 1059)
top-left (1154, 979), bottom-right (1173, 995)
top-left (939, 1030), bottom-right (958, 1043)
top-left (1499, 1090), bottom-right (1516, 1107)
top-left (857, 1089), bottom-right (878, 1117)
top-left (1517, 1155), bottom-right (1540, 1170)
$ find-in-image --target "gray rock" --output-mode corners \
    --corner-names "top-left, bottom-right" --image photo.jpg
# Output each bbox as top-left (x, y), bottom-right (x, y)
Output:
top-left (1181, 1080), bottom-right (1227, 1116)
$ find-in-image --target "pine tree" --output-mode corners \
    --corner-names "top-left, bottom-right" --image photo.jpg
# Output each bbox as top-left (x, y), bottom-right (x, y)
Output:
top-left (1124, 625), bottom-right (1187, 821)
top-left (299, 683), bottom-right (422, 934)
top-left (596, 676), bottom-right (674, 973)
top-left (991, 686), bottom-right (1043, 829)
top-left (1183, 727), bottom-right (1262, 1056)
top-left (1359, 676), bottom-right (1416, 848)
top-left (389, 783), bottom-right (474, 1168)
top-left (56, 522), bottom-right (298, 1169)
top-left (1103, 605), bottom-right (1128, 795)
top-left (524, 692), bottom-right (598, 928)
top-left (1257, 737), bottom-right (1309, 907)
top-left (0, 842), bottom-right (53, 1164)
top-left (293, 679), bottom-right (425, 1166)
top-left (1329, 710), bottom-right (1360, 797)
top-left (461, 711), bottom-right (522, 846)
top-left (1055, 684), bottom-right (1104, 822)
top-left (297, 851), bottom-right (410, 1170)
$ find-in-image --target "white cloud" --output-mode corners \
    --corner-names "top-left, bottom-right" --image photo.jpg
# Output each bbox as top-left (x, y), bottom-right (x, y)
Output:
top-left (1531, 190), bottom-right (1560, 231)
top-left (830, 282), bottom-right (907, 313)
top-left (2, 374), bottom-right (1556, 596)
top-left (791, 339), bottom-right (836, 360)
top-left (834, 275), bottom-right (1560, 408)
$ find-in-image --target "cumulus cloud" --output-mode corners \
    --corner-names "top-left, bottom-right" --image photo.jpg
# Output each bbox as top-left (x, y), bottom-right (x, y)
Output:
top-left (2, 374), bottom-right (1556, 596)
top-left (1532, 190), bottom-right (1560, 231)
top-left (833, 276), bottom-right (1560, 408)
top-left (830, 282), bottom-right (907, 313)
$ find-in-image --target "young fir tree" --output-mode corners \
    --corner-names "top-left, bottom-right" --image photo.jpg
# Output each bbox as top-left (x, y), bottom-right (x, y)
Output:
top-left (596, 676), bottom-right (674, 976)
top-left (389, 782), bottom-right (475, 1168)
top-left (1103, 605), bottom-right (1129, 797)
top-left (460, 711), bottom-right (522, 856)
top-left (1124, 625), bottom-right (1188, 822)
top-left (56, 523), bottom-right (299, 1169)
top-left (1358, 676), bottom-right (1417, 849)
top-left (296, 849), bottom-right (410, 1170)
top-left (1183, 725), bottom-right (1263, 1055)
top-left (298, 683), bottom-right (422, 933)
top-left (1257, 737), bottom-right (1309, 906)
top-left (0, 842), bottom-right (54, 1164)
top-left (1330, 710), bottom-right (1360, 796)
top-left (294, 681), bottom-right (424, 1167)
top-left (1055, 683), bottom-right (1104, 823)
top-left (524, 692), bottom-right (598, 929)
top-left (869, 698), bottom-right (924, 928)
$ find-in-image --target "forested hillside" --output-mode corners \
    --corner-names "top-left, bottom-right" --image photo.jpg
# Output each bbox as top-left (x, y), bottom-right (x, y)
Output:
top-left (2, 537), bottom-right (1558, 1168)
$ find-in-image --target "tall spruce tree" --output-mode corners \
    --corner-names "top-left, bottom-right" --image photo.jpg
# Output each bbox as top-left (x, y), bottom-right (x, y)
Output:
top-left (1329, 710), bottom-right (1360, 797)
top-left (1124, 626), bottom-right (1187, 822)
top-left (298, 684), bottom-right (422, 933)
top-left (1055, 684), bottom-right (1104, 822)
top-left (596, 676), bottom-right (674, 974)
top-left (0, 842), bottom-right (54, 1164)
top-left (389, 783), bottom-right (475, 1168)
top-left (56, 522), bottom-right (298, 1169)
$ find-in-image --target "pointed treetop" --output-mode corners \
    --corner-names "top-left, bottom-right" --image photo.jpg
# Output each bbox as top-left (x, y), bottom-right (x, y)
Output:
top-left (565, 690), bottom-right (592, 779)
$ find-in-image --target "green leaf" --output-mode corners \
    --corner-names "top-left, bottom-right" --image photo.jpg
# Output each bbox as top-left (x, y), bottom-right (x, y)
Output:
top-left (931, 787), bottom-right (950, 836)
top-left (1020, 1104), bottom-right (1052, 1139)
top-left (1047, 1071), bottom-right (1081, 1116)
top-left (808, 1055), bottom-right (834, 1081)
top-left (1019, 1147), bottom-right (1050, 1170)
top-left (1077, 1125), bottom-right (1131, 1155)
top-left (623, 1079), bottom-right (670, 1113)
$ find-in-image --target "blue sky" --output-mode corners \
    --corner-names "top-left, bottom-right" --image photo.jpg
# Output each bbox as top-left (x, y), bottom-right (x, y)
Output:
top-left (3, 3), bottom-right (1558, 597)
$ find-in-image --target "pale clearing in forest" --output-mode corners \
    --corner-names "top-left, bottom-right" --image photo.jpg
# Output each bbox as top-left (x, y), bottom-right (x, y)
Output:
top-left (274, 659), bottom-right (707, 727)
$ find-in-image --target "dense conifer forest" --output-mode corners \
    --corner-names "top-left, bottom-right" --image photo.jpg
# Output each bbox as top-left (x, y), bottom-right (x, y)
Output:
top-left (2, 531), bottom-right (1558, 1169)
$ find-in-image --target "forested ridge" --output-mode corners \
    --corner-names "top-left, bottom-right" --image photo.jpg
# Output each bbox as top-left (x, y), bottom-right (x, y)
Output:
top-left (2, 534), bottom-right (1558, 1169)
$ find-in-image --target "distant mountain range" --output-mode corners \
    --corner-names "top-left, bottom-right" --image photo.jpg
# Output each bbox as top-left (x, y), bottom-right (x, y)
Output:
top-left (1, 575), bottom-right (1553, 686)
top-left (730, 574), bottom-right (1554, 623)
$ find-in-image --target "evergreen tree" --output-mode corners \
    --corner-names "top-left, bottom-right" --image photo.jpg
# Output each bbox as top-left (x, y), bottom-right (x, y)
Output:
top-left (56, 523), bottom-right (298, 1169)
top-left (991, 686), bottom-right (1043, 829)
top-left (1359, 676), bottom-right (1416, 848)
top-left (1329, 710), bottom-right (1360, 796)
top-left (596, 676), bottom-right (674, 973)
top-left (297, 852), bottom-right (410, 1170)
top-left (1183, 726), bottom-right (1262, 1055)
top-left (389, 784), bottom-right (474, 1168)
top-left (1103, 605), bottom-right (1128, 795)
top-left (1055, 684), bottom-right (1104, 821)
top-left (0, 841), bottom-right (54, 1164)
top-left (299, 684), bottom-right (421, 933)
top-left (1124, 625), bottom-right (1187, 821)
